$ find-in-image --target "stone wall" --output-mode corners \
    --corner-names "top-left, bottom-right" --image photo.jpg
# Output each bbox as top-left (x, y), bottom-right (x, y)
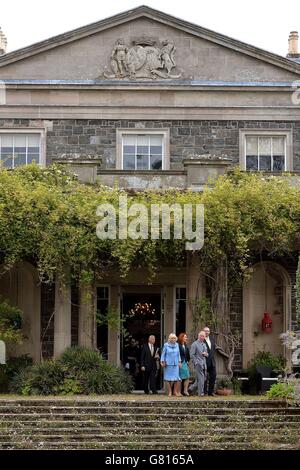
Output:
top-left (1, 118), bottom-right (300, 170)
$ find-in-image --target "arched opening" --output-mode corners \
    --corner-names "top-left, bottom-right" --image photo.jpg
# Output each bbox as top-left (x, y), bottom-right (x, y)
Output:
top-left (243, 262), bottom-right (291, 369)
top-left (0, 262), bottom-right (41, 362)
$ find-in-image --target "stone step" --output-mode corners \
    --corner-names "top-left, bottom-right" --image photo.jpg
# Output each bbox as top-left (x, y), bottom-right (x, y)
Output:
top-left (0, 400), bottom-right (289, 408)
top-left (0, 441), bottom-right (294, 450)
top-left (0, 405), bottom-right (298, 414)
top-left (0, 426), bottom-right (297, 435)
top-left (0, 433), bottom-right (266, 442)
top-left (1, 413), bottom-right (299, 421)
top-left (0, 423), bottom-right (299, 436)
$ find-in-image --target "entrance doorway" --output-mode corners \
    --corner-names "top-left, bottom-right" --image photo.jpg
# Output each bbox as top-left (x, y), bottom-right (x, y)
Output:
top-left (121, 291), bottom-right (162, 390)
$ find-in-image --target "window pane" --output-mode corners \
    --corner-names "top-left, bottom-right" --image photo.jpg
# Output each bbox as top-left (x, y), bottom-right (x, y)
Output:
top-left (123, 154), bottom-right (135, 170)
top-left (273, 155), bottom-right (285, 172)
top-left (14, 135), bottom-right (27, 167)
top-left (1, 135), bottom-right (14, 168)
top-left (123, 145), bottom-right (135, 154)
top-left (0, 134), bottom-right (40, 168)
top-left (28, 135), bottom-right (40, 147)
top-left (136, 146), bottom-right (148, 154)
top-left (14, 153), bottom-right (26, 167)
top-left (246, 155), bottom-right (258, 171)
top-left (150, 155), bottom-right (162, 169)
top-left (246, 137), bottom-right (258, 156)
top-left (123, 135), bottom-right (135, 145)
top-left (150, 135), bottom-right (163, 146)
top-left (259, 155), bottom-right (271, 171)
top-left (122, 134), bottom-right (164, 170)
top-left (137, 154), bottom-right (148, 170)
top-left (27, 154), bottom-right (40, 164)
top-left (137, 135), bottom-right (148, 146)
top-left (2, 154), bottom-right (13, 168)
top-left (259, 137), bottom-right (271, 156)
top-left (1, 135), bottom-right (13, 148)
top-left (272, 137), bottom-right (285, 155)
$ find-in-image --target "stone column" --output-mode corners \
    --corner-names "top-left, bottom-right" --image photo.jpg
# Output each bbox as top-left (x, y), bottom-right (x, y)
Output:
top-left (78, 281), bottom-right (96, 349)
top-left (53, 270), bottom-right (72, 358)
top-left (186, 252), bottom-right (205, 341)
top-left (183, 154), bottom-right (232, 191)
top-left (107, 285), bottom-right (120, 366)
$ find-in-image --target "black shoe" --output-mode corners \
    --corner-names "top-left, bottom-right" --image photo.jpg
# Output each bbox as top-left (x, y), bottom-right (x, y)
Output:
top-left (208, 393), bottom-right (216, 397)
top-left (144, 391), bottom-right (149, 394)
top-left (152, 391), bottom-right (158, 395)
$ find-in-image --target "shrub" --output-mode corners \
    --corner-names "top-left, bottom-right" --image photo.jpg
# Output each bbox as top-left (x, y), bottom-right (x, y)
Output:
top-left (10, 347), bottom-right (133, 395)
top-left (247, 351), bottom-right (286, 377)
top-left (0, 355), bottom-right (33, 393)
top-left (216, 376), bottom-right (233, 389)
top-left (266, 382), bottom-right (295, 399)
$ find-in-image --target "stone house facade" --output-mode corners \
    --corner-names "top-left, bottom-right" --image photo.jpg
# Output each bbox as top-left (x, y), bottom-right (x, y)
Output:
top-left (0, 6), bottom-right (300, 385)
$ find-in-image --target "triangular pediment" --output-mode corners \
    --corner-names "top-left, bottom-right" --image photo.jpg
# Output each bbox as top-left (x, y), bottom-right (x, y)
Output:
top-left (0, 5), bottom-right (299, 82)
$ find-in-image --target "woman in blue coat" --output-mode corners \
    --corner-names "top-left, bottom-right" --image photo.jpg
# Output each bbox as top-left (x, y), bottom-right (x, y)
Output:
top-left (160, 333), bottom-right (182, 397)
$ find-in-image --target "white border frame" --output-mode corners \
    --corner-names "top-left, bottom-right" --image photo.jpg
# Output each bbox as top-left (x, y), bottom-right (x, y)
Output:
top-left (96, 284), bottom-right (111, 359)
top-left (116, 128), bottom-right (170, 170)
top-left (239, 129), bottom-right (293, 171)
top-left (173, 285), bottom-right (187, 334)
top-left (0, 128), bottom-right (46, 168)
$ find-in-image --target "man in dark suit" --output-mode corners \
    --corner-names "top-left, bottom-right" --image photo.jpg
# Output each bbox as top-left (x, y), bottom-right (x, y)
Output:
top-left (203, 326), bottom-right (217, 396)
top-left (140, 335), bottom-right (159, 394)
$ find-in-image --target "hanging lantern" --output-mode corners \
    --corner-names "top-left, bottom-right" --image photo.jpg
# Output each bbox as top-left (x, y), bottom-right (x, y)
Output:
top-left (262, 312), bottom-right (272, 333)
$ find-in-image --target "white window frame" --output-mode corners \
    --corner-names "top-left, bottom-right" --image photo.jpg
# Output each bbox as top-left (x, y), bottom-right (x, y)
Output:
top-left (116, 129), bottom-right (170, 170)
top-left (239, 129), bottom-right (293, 172)
top-left (0, 128), bottom-right (46, 168)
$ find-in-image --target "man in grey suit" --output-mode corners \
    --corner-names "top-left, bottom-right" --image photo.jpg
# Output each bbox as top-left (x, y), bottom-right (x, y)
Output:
top-left (189, 331), bottom-right (208, 396)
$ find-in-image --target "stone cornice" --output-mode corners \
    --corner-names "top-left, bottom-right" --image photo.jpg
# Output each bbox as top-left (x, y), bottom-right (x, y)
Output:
top-left (0, 6), bottom-right (299, 76)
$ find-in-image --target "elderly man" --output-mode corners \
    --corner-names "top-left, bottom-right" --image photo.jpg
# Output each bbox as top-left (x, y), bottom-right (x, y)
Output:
top-left (189, 331), bottom-right (208, 396)
top-left (203, 326), bottom-right (217, 396)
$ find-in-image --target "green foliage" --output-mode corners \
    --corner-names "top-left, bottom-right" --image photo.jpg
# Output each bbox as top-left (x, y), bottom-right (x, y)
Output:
top-left (247, 351), bottom-right (286, 378)
top-left (10, 361), bottom-right (64, 396)
top-left (231, 377), bottom-right (242, 395)
top-left (53, 377), bottom-right (83, 396)
top-left (216, 376), bottom-right (233, 389)
top-left (0, 164), bottom-right (300, 285)
top-left (266, 381), bottom-right (295, 399)
top-left (0, 298), bottom-right (23, 343)
top-left (10, 347), bottom-right (133, 395)
top-left (0, 354), bottom-right (33, 393)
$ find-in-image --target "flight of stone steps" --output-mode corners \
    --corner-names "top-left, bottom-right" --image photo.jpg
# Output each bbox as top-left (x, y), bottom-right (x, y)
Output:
top-left (0, 398), bottom-right (299, 450)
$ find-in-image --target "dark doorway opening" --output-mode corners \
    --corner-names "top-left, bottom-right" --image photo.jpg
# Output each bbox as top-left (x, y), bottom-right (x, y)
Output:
top-left (121, 292), bottom-right (162, 390)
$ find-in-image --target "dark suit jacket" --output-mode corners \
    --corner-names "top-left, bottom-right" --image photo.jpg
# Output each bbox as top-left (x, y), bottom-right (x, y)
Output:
top-left (179, 343), bottom-right (190, 363)
top-left (140, 344), bottom-right (159, 371)
top-left (204, 336), bottom-right (216, 368)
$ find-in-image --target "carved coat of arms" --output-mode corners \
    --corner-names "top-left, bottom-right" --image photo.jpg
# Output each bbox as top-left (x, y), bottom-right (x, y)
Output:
top-left (102, 37), bottom-right (182, 80)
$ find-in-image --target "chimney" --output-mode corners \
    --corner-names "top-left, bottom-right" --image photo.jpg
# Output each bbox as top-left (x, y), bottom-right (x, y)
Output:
top-left (0, 28), bottom-right (7, 55)
top-left (287, 31), bottom-right (300, 58)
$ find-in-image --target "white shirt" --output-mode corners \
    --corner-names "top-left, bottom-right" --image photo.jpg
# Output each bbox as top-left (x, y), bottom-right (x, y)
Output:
top-left (149, 343), bottom-right (154, 356)
top-left (206, 336), bottom-right (211, 349)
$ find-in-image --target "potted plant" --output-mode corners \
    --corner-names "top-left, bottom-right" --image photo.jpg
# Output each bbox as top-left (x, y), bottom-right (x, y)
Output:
top-left (216, 376), bottom-right (233, 395)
